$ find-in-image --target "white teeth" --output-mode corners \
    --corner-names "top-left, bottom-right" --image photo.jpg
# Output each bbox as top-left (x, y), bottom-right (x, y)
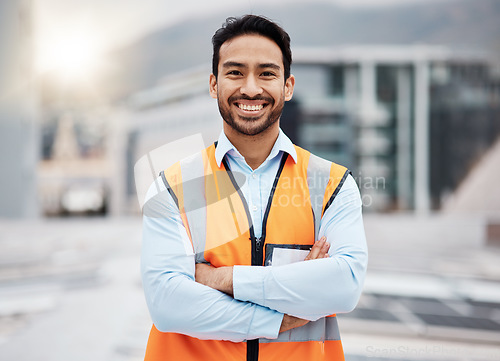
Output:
top-left (238, 104), bottom-right (263, 111)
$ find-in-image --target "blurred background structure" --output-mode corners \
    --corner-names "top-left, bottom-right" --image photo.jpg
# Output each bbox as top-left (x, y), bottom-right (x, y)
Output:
top-left (1, 0), bottom-right (500, 360)
top-left (0, 0), bottom-right (38, 218)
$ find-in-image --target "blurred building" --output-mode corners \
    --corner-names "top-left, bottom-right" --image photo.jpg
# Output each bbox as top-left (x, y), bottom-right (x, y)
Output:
top-left (0, 0), bottom-right (38, 218)
top-left (122, 45), bottom-right (500, 214)
top-left (292, 45), bottom-right (500, 212)
top-left (38, 112), bottom-right (111, 217)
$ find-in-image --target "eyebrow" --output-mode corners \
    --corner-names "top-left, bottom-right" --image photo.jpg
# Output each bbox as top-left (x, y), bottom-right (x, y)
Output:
top-left (221, 61), bottom-right (281, 71)
top-left (258, 63), bottom-right (281, 71)
top-left (222, 61), bottom-right (246, 69)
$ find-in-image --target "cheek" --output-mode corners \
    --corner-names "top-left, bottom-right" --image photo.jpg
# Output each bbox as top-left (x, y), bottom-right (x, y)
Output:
top-left (273, 88), bottom-right (286, 102)
top-left (217, 84), bottom-right (233, 99)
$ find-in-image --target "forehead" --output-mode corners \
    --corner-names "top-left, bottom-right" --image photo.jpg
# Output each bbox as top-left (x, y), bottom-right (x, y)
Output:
top-left (219, 34), bottom-right (283, 68)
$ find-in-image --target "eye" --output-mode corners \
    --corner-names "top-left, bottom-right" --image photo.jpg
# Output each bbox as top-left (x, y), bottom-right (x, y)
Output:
top-left (261, 71), bottom-right (276, 78)
top-left (227, 70), bottom-right (242, 76)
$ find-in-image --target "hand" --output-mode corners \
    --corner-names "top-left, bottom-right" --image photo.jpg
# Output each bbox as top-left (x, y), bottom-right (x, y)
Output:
top-left (277, 238), bottom-right (328, 333)
top-left (195, 263), bottom-right (233, 296)
top-left (304, 236), bottom-right (330, 261)
top-left (279, 314), bottom-right (309, 333)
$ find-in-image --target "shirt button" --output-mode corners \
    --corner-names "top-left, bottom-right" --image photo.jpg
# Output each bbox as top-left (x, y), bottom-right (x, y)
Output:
top-left (252, 205), bottom-right (258, 212)
top-left (252, 174), bottom-right (257, 179)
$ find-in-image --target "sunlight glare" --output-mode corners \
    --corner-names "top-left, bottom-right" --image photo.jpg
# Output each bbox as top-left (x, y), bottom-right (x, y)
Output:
top-left (37, 30), bottom-right (102, 81)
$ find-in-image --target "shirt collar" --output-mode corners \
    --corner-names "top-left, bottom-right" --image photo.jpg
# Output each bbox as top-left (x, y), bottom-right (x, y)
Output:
top-left (214, 128), bottom-right (298, 168)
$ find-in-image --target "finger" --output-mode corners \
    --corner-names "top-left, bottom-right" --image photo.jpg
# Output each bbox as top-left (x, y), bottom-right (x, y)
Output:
top-left (317, 241), bottom-right (330, 258)
top-left (308, 238), bottom-right (324, 259)
top-left (305, 237), bottom-right (325, 260)
top-left (322, 241), bottom-right (330, 253)
top-left (323, 242), bottom-right (331, 257)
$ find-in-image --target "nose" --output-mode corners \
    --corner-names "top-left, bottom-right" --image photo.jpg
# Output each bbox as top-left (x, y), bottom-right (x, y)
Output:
top-left (240, 75), bottom-right (263, 97)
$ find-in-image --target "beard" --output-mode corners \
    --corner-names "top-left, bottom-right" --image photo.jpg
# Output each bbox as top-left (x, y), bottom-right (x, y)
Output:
top-left (218, 94), bottom-right (284, 136)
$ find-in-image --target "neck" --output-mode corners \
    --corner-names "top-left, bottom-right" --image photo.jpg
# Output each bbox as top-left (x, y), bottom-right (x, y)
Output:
top-left (224, 124), bottom-right (279, 170)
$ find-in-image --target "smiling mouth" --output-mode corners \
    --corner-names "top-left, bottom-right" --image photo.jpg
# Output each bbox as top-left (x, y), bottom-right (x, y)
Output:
top-left (237, 103), bottom-right (265, 111)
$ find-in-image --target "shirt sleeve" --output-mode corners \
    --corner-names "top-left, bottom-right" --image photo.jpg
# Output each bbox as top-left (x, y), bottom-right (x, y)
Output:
top-left (141, 177), bottom-right (284, 342)
top-left (232, 174), bottom-right (368, 321)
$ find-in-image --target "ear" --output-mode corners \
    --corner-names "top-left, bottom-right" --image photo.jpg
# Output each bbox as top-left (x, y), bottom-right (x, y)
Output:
top-left (209, 74), bottom-right (218, 99)
top-left (284, 74), bottom-right (295, 101)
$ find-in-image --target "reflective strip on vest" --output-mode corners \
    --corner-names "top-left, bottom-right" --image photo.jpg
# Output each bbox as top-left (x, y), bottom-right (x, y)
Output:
top-left (144, 176), bottom-right (178, 219)
top-left (180, 152), bottom-right (208, 263)
top-left (260, 316), bottom-right (340, 343)
top-left (306, 154), bottom-right (332, 241)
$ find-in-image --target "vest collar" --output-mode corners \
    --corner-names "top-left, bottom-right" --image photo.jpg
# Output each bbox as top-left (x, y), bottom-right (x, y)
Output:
top-left (214, 128), bottom-right (298, 168)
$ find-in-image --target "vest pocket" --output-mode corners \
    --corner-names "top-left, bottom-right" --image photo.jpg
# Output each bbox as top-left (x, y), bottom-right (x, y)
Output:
top-left (264, 244), bottom-right (312, 266)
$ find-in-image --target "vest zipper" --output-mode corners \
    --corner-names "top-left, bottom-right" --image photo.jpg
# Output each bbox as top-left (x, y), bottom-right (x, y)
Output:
top-left (251, 236), bottom-right (263, 267)
top-left (221, 152), bottom-right (289, 361)
top-left (222, 157), bottom-right (261, 361)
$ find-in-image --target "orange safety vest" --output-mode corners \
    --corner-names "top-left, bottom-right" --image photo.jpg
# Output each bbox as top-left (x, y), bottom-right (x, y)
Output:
top-left (144, 143), bottom-right (349, 361)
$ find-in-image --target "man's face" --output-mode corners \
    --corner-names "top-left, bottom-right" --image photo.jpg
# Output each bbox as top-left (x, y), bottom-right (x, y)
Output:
top-left (209, 34), bottom-right (295, 137)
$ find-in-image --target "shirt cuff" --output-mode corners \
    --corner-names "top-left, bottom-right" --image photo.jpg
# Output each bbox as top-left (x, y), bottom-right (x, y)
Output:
top-left (247, 305), bottom-right (283, 340)
top-left (233, 265), bottom-right (270, 305)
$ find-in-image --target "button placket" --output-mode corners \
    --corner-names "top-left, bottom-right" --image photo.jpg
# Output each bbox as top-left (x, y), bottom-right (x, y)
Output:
top-left (250, 174), bottom-right (258, 213)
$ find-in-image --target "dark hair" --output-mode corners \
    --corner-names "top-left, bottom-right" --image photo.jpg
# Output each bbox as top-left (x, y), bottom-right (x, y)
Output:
top-left (212, 15), bottom-right (292, 80)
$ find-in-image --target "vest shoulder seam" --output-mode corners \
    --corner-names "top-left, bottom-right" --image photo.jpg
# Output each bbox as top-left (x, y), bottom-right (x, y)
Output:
top-left (160, 170), bottom-right (179, 208)
top-left (322, 169), bottom-right (350, 215)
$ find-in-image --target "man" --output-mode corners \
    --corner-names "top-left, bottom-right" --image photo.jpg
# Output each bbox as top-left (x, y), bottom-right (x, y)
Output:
top-left (141, 15), bottom-right (367, 361)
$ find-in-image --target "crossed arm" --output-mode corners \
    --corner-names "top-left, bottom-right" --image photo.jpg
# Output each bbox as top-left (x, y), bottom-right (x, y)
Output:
top-left (195, 237), bottom-right (331, 332)
top-left (141, 175), bottom-right (367, 341)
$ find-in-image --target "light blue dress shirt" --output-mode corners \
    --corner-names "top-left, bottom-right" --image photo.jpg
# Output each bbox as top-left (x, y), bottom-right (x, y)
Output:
top-left (141, 129), bottom-right (367, 342)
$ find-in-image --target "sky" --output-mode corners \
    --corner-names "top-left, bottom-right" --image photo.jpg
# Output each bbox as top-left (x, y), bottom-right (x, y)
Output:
top-left (33, 0), bottom-right (456, 77)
